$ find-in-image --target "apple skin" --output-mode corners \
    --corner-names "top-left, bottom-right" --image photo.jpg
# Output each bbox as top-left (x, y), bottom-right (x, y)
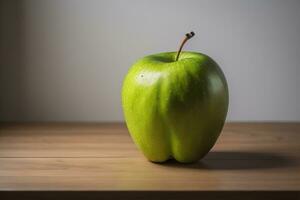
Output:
top-left (122, 51), bottom-right (228, 163)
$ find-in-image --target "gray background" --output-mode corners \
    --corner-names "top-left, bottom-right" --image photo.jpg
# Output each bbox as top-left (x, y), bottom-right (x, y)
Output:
top-left (1, 0), bottom-right (300, 122)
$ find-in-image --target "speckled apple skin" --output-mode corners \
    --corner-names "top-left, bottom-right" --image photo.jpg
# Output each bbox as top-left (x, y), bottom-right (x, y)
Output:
top-left (122, 51), bottom-right (228, 163)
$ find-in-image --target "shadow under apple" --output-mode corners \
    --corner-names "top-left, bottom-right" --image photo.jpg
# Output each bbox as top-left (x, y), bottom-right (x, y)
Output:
top-left (156, 151), bottom-right (296, 170)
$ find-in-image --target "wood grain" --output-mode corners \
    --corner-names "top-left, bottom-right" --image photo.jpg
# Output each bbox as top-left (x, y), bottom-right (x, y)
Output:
top-left (0, 123), bottom-right (299, 197)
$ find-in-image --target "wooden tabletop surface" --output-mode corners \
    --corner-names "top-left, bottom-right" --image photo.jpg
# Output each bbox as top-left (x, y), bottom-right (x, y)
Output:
top-left (0, 122), bottom-right (299, 199)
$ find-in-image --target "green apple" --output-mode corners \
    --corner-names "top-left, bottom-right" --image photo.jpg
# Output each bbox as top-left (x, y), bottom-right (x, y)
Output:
top-left (122, 32), bottom-right (228, 163)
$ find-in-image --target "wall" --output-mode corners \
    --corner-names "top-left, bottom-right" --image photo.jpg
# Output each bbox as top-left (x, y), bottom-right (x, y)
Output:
top-left (1, 0), bottom-right (300, 122)
top-left (0, 0), bottom-right (22, 121)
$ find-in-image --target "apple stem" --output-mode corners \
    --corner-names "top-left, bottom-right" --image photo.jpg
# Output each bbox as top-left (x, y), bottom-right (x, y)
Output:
top-left (175, 31), bottom-right (195, 61)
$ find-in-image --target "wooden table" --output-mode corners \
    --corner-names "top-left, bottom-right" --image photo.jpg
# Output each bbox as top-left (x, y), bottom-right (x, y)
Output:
top-left (0, 123), bottom-right (299, 199)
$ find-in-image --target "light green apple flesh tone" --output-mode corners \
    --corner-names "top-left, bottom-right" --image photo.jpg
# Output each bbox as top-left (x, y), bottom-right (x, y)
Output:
top-left (122, 32), bottom-right (228, 163)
